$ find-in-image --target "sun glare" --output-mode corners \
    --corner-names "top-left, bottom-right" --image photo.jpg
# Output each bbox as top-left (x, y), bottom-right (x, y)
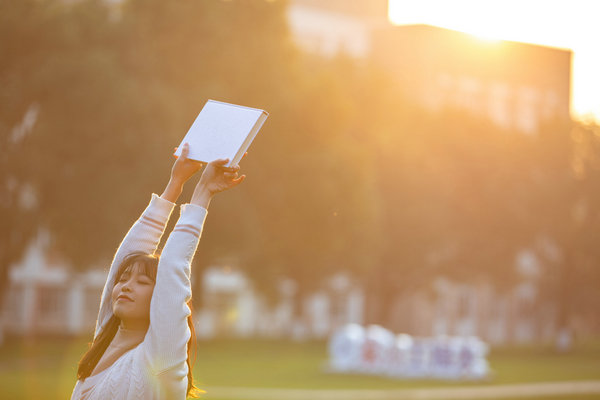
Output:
top-left (388, 0), bottom-right (600, 122)
top-left (389, 0), bottom-right (559, 47)
top-left (457, 26), bottom-right (506, 44)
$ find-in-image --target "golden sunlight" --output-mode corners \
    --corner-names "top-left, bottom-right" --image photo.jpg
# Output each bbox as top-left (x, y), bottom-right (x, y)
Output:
top-left (388, 0), bottom-right (600, 122)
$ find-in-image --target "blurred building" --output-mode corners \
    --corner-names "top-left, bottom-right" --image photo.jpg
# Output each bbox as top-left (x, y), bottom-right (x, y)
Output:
top-left (194, 269), bottom-right (364, 341)
top-left (1, 228), bottom-right (105, 339)
top-left (1, 234), bottom-right (367, 341)
top-left (285, 0), bottom-right (570, 343)
top-left (2, 232), bottom-right (556, 345)
top-left (389, 265), bottom-right (555, 345)
top-left (287, 0), bottom-right (389, 57)
top-left (370, 24), bottom-right (571, 134)
top-left (156, 260), bottom-right (557, 344)
top-left (287, 1), bottom-right (572, 134)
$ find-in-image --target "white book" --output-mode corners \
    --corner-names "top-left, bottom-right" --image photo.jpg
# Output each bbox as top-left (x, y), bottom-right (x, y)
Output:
top-left (174, 100), bottom-right (269, 167)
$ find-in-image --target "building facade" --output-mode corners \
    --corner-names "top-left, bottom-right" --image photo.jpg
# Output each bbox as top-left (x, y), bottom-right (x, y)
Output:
top-left (369, 24), bottom-right (571, 134)
top-left (287, 0), bottom-right (572, 133)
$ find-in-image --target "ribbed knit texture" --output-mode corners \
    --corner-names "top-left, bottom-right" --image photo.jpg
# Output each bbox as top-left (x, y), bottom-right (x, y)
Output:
top-left (70, 193), bottom-right (208, 400)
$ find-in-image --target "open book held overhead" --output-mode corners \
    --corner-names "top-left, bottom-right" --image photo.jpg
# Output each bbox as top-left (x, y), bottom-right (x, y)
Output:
top-left (174, 100), bottom-right (269, 167)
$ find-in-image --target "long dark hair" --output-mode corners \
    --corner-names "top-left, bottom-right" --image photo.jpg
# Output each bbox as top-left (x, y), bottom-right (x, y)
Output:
top-left (77, 252), bottom-right (204, 398)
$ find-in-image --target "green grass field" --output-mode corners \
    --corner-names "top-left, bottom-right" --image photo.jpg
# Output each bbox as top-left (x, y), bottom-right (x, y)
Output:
top-left (0, 337), bottom-right (599, 399)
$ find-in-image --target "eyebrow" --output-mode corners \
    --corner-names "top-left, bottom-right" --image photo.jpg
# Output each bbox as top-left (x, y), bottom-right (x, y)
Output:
top-left (119, 270), bottom-right (155, 282)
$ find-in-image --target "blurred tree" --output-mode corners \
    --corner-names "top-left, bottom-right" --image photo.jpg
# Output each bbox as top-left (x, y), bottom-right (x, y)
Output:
top-left (364, 104), bottom-right (570, 328)
top-left (21, 0), bottom-right (176, 269)
top-left (2, 0), bottom-right (599, 342)
top-left (0, 0), bottom-right (61, 339)
top-left (0, 0), bottom-right (378, 327)
top-left (115, 0), bottom-right (380, 317)
top-left (530, 120), bottom-right (600, 344)
top-left (0, 0), bottom-right (179, 338)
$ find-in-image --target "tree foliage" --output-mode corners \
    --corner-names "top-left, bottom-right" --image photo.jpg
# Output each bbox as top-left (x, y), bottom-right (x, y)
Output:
top-left (1, 0), bottom-right (599, 333)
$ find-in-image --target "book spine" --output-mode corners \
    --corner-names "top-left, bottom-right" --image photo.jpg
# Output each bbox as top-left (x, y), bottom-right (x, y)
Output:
top-left (230, 112), bottom-right (268, 167)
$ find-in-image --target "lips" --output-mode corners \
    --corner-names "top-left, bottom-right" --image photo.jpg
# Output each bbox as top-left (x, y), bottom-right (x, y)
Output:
top-left (117, 294), bottom-right (133, 302)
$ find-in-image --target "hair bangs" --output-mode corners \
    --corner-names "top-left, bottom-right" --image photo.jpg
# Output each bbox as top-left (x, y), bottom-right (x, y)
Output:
top-left (116, 252), bottom-right (159, 283)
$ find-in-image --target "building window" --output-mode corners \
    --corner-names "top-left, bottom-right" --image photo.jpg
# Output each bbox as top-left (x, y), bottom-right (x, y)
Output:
top-left (36, 286), bottom-right (66, 328)
top-left (456, 76), bottom-right (481, 112)
top-left (206, 291), bottom-right (239, 336)
top-left (516, 86), bottom-right (539, 134)
top-left (490, 297), bottom-right (504, 321)
top-left (458, 290), bottom-right (472, 320)
top-left (85, 288), bottom-right (102, 325)
top-left (543, 89), bottom-right (560, 118)
top-left (517, 297), bottom-right (534, 321)
top-left (488, 82), bottom-right (511, 128)
top-left (3, 285), bottom-right (25, 325)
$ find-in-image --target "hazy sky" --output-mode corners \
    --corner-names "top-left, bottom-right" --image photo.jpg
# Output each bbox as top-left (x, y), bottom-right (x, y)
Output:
top-left (389, 0), bottom-right (599, 122)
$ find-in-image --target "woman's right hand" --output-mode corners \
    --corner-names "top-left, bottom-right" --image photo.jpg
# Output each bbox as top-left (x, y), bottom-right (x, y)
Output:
top-left (161, 143), bottom-right (205, 203)
top-left (170, 143), bottom-right (205, 185)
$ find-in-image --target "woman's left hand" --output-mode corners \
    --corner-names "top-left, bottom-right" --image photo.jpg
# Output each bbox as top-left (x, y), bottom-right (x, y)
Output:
top-left (190, 153), bottom-right (247, 208)
top-left (196, 158), bottom-right (246, 196)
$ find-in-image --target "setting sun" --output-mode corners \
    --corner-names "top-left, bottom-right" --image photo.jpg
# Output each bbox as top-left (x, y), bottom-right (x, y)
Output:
top-left (388, 0), bottom-right (600, 122)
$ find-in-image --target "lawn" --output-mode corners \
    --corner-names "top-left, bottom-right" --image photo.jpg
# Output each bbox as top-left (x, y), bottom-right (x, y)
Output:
top-left (0, 336), bottom-right (599, 399)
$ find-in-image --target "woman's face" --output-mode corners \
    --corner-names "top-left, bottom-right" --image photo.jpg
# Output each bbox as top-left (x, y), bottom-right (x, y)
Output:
top-left (111, 262), bottom-right (156, 325)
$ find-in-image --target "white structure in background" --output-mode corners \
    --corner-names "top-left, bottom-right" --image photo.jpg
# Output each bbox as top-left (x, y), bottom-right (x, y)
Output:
top-left (195, 268), bottom-right (364, 341)
top-left (287, 0), bottom-right (389, 58)
top-left (2, 228), bottom-right (557, 345)
top-left (194, 266), bottom-right (259, 339)
top-left (1, 229), bottom-right (365, 341)
top-left (2, 228), bottom-right (105, 338)
top-left (328, 324), bottom-right (489, 380)
top-left (388, 275), bottom-right (555, 345)
top-left (2, 223), bottom-right (558, 345)
top-left (411, 248), bottom-right (555, 345)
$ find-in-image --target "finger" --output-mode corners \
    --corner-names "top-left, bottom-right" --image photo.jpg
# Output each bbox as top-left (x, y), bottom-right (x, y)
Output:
top-left (230, 175), bottom-right (246, 187)
top-left (221, 165), bottom-right (240, 173)
top-left (213, 159), bottom-right (240, 172)
top-left (181, 143), bottom-right (189, 158)
top-left (211, 158), bottom-right (230, 166)
top-left (223, 172), bottom-right (238, 179)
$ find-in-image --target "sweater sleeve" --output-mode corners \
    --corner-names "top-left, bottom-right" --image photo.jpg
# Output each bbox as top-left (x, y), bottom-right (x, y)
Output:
top-left (143, 202), bottom-right (208, 375)
top-left (94, 193), bottom-right (176, 339)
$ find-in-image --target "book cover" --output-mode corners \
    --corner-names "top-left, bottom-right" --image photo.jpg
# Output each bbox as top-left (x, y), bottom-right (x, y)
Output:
top-left (174, 100), bottom-right (269, 167)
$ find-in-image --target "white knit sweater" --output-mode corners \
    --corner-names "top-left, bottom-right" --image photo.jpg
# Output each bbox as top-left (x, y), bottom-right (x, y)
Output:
top-left (71, 193), bottom-right (208, 400)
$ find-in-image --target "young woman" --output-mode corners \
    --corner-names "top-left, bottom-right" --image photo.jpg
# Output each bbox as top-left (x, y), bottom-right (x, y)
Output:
top-left (71, 143), bottom-right (246, 400)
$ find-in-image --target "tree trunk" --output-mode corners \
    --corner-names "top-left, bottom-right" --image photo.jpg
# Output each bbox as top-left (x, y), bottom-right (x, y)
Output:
top-left (365, 267), bottom-right (395, 328)
top-left (554, 250), bottom-right (575, 352)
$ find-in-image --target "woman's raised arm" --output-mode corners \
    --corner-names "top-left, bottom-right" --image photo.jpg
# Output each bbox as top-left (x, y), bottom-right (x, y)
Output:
top-left (94, 143), bottom-right (204, 338)
top-left (143, 155), bottom-right (246, 375)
